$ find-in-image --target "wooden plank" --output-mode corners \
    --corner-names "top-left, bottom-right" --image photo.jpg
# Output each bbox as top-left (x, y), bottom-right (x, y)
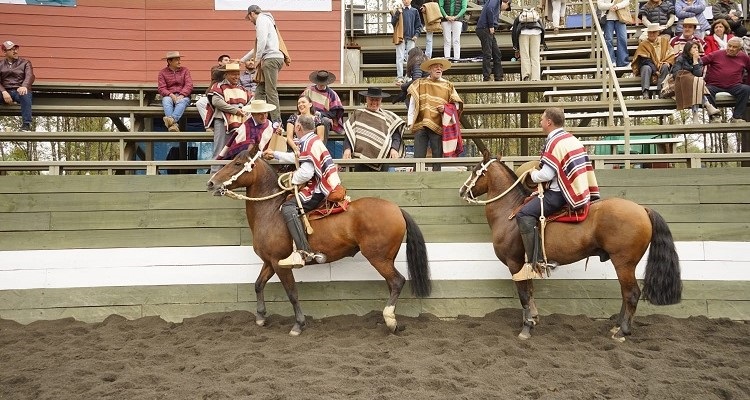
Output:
top-left (598, 186), bottom-right (700, 205)
top-left (595, 169), bottom-right (750, 187)
top-left (0, 305), bottom-right (143, 325)
top-left (699, 185), bottom-right (750, 204)
top-left (0, 192), bottom-right (151, 212)
top-left (0, 212), bottom-right (51, 231)
top-left (707, 300), bottom-right (750, 320)
top-left (0, 228), bottom-right (245, 251)
top-left (49, 209), bottom-right (247, 230)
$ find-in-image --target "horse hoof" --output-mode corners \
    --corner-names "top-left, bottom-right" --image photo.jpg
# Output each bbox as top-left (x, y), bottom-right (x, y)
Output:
top-left (518, 326), bottom-right (532, 340)
top-left (610, 327), bottom-right (626, 342)
top-left (609, 326), bottom-right (620, 335)
top-left (256, 319), bottom-right (266, 327)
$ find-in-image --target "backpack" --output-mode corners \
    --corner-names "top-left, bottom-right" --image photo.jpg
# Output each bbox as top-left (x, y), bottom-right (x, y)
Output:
top-left (518, 8), bottom-right (540, 23)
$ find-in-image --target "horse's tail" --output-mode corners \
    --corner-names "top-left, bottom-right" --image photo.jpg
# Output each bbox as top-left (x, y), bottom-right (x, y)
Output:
top-left (642, 208), bottom-right (682, 305)
top-left (401, 209), bottom-right (432, 298)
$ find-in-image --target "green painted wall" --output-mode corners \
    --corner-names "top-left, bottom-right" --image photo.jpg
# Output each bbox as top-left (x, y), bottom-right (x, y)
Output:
top-left (0, 168), bottom-right (749, 250)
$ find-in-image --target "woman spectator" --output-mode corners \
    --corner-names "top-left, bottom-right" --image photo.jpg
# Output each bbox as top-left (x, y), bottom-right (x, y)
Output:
top-left (543, 0), bottom-right (566, 34)
top-left (598, 0), bottom-right (631, 67)
top-left (675, 0), bottom-right (709, 38)
top-left (393, 47), bottom-right (429, 104)
top-left (703, 19), bottom-right (733, 55)
top-left (672, 41), bottom-right (721, 123)
top-left (285, 95), bottom-right (325, 155)
top-left (439, 0), bottom-right (468, 59)
top-left (511, 8), bottom-right (546, 81)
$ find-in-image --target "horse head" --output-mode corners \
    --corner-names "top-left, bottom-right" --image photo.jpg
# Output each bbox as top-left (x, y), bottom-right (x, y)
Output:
top-left (206, 146), bottom-right (263, 196)
top-left (459, 149), bottom-right (496, 202)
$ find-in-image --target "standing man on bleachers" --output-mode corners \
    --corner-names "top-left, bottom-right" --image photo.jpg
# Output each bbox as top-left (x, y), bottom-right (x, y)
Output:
top-left (476, 0), bottom-right (507, 81)
top-left (206, 63), bottom-right (252, 174)
top-left (158, 51), bottom-right (193, 133)
top-left (245, 4), bottom-right (291, 124)
top-left (1, 41), bottom-right (34, 132)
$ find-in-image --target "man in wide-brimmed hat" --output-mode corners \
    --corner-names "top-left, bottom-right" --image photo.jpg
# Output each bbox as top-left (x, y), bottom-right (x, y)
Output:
top-left (342, 87), bottom-right (406, 171)
top-left (632, 24), bottom-right (675, 99)
top-left (216, 99), bottom-right (281, 161)
top-left (1, 40), bottom-right (35, 131)
top-left (302, 70), bottom-right (344, 135)
top-left (406, 57), bottom-right (463, 171)
top-left (157, 51), bottom-right (193, 132)
top-left (205, 63), bottom-right (253, 173)
top-left (670, 16), bottom-right (706, 56)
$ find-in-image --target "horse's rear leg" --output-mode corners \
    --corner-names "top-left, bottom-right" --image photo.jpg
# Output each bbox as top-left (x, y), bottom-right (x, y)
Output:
top-left (611, 258), bottom-right (641, 342)
top-left (254, 262), bottom-right (276, 327)
top-left (275, 267), bottom-right (306, 336)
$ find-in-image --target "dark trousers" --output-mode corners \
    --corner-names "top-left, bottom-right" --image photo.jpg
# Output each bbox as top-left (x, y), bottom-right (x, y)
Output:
top-left (707, 84), bottom-right (750, 119)
top-left (7, 89), bottom-right (33, 125)
top-left (516, 190), bottom-right (567, 219)
top-left (413, 127), bottom-right (443, 171)
top-left (640, 63), bottom-right (670, 93)
top-left (475, 28), bottom-right (504, 81)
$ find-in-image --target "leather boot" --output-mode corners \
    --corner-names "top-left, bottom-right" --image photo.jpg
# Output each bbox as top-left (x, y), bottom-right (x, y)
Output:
top-left (278, 203), bottom-right (326, 268)
top-left (703, 101), bottom-right (720, 118)
top-left (515, 216), bottom-right (544, 281)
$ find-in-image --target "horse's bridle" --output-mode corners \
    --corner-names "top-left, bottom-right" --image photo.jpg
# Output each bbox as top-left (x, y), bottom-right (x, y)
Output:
top-left (217, 151), bottom-right (292, 202)
top-left (460, 158), bottom-right (530, 205)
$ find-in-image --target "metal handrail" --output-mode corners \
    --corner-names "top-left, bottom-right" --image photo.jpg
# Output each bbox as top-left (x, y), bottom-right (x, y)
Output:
top-left (588, 0), bottom-right (633, 168)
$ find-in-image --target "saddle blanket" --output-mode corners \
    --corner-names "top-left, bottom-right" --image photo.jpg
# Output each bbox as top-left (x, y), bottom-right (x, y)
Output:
top-left (307, 199), bottom-right (351, 221)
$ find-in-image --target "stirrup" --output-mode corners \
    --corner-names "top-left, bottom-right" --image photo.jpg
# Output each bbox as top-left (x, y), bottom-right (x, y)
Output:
top-left (278, 251), bottom-right (305, 269)
top-left (511, 263), bottom-right (545, 281)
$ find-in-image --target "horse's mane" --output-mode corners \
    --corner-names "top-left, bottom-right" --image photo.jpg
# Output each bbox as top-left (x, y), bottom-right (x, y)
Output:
top-left (495, 159), bottom-right (533, 198)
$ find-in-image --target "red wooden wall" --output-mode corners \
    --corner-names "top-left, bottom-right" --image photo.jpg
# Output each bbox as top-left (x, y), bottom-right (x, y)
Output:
top-left (0, 0), bottom-right (342, 85)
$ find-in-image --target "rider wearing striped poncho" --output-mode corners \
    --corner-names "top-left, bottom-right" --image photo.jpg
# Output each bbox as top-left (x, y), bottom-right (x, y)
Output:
top-left (514, 107), bottom-right (599, 279)
top-left (263, 114), bottom-right (342, 269)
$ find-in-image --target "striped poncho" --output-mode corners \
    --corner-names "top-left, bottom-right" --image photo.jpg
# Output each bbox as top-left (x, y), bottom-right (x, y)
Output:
top-left (217, 117), bottom-right (274, 160)
top-left (297, 132), bottom-right (342, 202)
top-left (540, 129), bottom-right (600, 209)
top-left (302, 85), bottom-right (345, 134)
top-left (343, 108), bottom-right (405, 170)
top-left (204, 81), bottom-right (251, 130)
top-left (407, 77), bottom-right (463, 134)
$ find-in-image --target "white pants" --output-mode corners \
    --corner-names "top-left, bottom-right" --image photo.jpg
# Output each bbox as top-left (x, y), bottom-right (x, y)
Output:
top-left (425, 32), bottom-right (434, 58)
top-left (551, 0), bottom-right (563, 28)
top-left (520, 33), bottom-right (542, 81)
top-left (396, 39), bottom-right (416, 79)
top-left (195, 95), bottom-right (209, 125)
top-left (441, 20), bottom-right (463, 59)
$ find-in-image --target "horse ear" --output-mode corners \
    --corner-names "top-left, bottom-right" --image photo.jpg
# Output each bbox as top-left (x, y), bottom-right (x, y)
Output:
top-left (247, 144), bottom-right (260, 157)
top-left (481, 148), bottom-right (491, 162)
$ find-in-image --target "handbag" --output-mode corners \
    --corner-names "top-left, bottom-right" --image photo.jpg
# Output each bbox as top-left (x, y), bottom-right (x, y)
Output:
top-left (267, 131), bottom-right (288, 152)
top-left (615, 8), bottom-right (634, 24)
top-left (659, 73), bottom-right (676, 99)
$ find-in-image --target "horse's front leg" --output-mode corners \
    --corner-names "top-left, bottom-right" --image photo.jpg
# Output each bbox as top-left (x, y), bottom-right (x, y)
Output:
top-left (275, 267), bottom-right (306, 336)
top-left (254, 262), bottom-right (276, 327)
top-left (514, 278), bottom-right (537, 340)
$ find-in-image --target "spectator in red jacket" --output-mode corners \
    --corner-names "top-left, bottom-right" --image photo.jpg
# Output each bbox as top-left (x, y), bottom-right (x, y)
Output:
top-left (0, 40), bottom-right (34, 131)
top-left (157, 51), bottom-right (193, 132)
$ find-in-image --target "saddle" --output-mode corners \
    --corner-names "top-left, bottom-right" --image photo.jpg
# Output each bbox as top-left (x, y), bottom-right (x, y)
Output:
top-left (307, 199), bottom-right (351, 221)
top-left (510, 195), bottom-right (591, 223)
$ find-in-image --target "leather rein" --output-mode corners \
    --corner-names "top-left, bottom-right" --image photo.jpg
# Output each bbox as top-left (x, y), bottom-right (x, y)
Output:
top-left (218, 151), bottom-right (294, 202)
top-left (460, 158), bottom-right (531, 205)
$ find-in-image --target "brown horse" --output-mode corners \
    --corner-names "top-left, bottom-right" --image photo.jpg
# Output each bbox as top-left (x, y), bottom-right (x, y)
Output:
top-left (459, 152), bottom-right (682, 341)
top-left (206, 149), bottom-right (431, 336)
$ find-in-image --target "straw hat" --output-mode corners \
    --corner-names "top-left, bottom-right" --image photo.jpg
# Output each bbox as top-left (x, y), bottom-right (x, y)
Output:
top-left (162, 51), bottom-right (183, 60)
top-left (217, 63), bottom-right (241, 72)
top-left (515, 160), bottom-right (540, 190)
top-left (646, 23), bottom-right (664, 32)
top-left (309, 70), bottom-right (336, 85)
top-left (682, 17), bottom-right (699, 27)
top-left (420, 57), bottom-right (452, 71)
top-left (242, 99), bottom-right (277, 113)
top-left (358, 87), bottom-right (391, 98)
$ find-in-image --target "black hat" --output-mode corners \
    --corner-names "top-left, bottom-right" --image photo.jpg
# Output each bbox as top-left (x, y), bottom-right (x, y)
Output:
top-left (309, 70), bottom-right (336, 85)
top-left (357, 87), bottom-right (390, 98)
